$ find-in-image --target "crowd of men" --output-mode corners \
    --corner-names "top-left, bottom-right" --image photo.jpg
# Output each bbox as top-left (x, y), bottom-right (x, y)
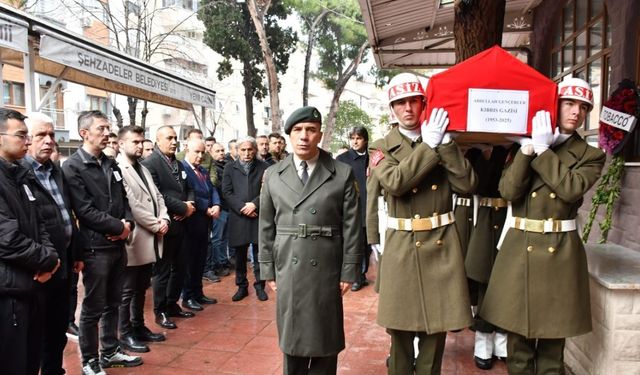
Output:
top-left (0, 71), bottom-right (604, 375)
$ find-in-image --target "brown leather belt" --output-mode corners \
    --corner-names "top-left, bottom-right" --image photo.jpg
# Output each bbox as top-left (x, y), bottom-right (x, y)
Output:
top-left (479, 197), bottom-right (509, 208)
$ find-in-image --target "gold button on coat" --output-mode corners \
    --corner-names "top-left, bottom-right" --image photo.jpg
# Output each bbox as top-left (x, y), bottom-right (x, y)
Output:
top-left (415, 241), bottom-right (422, 247)
top-left (436, 240), bottom-right (443, 246)
top-left (493, 225), bottom-right (499, 229)
top-left (531, 192), bottom-right (537, 198)
top-left (431, 184), bottom-right (438, 191)
top-left (412, 188), bottom-right (418, 193)
top-left (527, 245), bottom-right (533, 252)
top-left (414, 214), bottom-right (421, 219)
top-left (548, 247), bottom-right (556, 253)
top-left (549, 192), bottom-right (556, 199)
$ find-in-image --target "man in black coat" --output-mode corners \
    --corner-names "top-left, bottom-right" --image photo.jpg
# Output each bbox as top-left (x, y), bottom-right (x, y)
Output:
top-left (336, 127), bottom-right (371, 291)
top-left (22, 112), bottom-right (82, 375)
top-left (141, 126), bottom-right (196, 329)
top-left (222, 137), bottom-right (269, 302)
top-left (0, 109), bottom-right (60, 375)
top-left (62, 110), bottom-right (141, 373)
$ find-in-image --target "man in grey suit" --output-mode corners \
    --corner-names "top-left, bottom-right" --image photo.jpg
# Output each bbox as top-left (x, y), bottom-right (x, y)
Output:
top-left (259, 106), bottom-right (362, 375)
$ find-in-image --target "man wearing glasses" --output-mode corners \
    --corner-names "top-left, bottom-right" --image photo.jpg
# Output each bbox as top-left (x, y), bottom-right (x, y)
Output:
top-left (62, 110), bottom-right (141, 375)
top-left (0, 108), bottom-right (60, 375)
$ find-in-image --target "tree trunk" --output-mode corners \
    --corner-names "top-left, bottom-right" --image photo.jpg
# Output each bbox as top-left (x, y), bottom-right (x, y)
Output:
top-left (127, 97), bottom-right (138, 126)
top-left (321, 41), bottom-right (369, 150)
top-left (243, 60), bottom-right (257, 137)
top-left (246, 0), bottom-right (282, 132)
top-left (112, 106), bottom-right (123, 128)
top-left (303, 10), bottom-right (329, 106)
top-left (140, 100), bottom-right (149, 130)
top-left (454, 0), bottom-right (506, 62)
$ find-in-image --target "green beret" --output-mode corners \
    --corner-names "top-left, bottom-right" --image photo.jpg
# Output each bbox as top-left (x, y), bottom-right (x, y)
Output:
top-left (284, 106), bottom-right (322, 134)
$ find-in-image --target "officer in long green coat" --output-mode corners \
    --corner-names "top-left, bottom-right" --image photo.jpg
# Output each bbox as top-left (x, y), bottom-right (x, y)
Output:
top-left (259, 106), bottom-right (362, 375)
top-left (370, 73), bottom-right (476, 374)
top-left (480, 78), bottom-right (606, 375)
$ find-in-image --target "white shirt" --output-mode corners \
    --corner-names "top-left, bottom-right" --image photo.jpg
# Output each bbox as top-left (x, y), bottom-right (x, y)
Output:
top-left (293, 152), bottom-right (320, 181)
top-left (398, 127), bottom-right (421, 142)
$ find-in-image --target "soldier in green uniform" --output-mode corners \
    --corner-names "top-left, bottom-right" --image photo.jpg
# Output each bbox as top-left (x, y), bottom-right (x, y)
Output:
top-left (480, 78), bottom-right (606, 374)
top-left (370, 72), bottom-right (476, 374)
top-left (259, 106), bottom-right (362, 375)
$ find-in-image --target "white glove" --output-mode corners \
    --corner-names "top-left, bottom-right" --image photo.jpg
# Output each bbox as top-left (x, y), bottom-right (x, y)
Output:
top-left (506, 136), bottom-right (533, 147)
top-left (371, 244), bottom-right (381, 261)
top-left (421, 108), bottom-right (449, 148)
top-left (531, 110), bottom-right (554, 155)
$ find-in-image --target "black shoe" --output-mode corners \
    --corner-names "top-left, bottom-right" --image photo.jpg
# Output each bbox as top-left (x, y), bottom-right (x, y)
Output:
top-left (232, 287), bottom-right (249, 302)
top-left (196, 295), bottom-right (218, 305)
top-left (167, 305), bottom-right (195, 318)
top-left (182, 299), bottom-right (203, 311)
top-left (67, 322), bottom-right (79, 338)
top-left (361, 278), bottom-right (369, 286)
top-left (120, 335), bottom-right (149, 353)
top-left (256, 288), bottom-right (268, 301)
top-left (202, 271), bottom-right (221, 283)
top-left (215, 267), bottom-right (231, 277)
top-left (155, 313), bottom-right (177, 329)
top-left (474, 356), bottom-right (493, 370)
top-left (133, 326), bottom-right (165, 342)
top-left (351, 282), bottom-right (362, 292)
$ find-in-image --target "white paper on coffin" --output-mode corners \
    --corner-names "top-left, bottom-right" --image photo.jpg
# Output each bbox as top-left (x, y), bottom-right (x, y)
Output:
top-left (467, 88), bottom-right (530, 133)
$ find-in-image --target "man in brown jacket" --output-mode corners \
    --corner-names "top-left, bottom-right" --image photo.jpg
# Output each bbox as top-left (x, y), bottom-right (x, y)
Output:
top-left (370, 73), bottom-right (476, 374)
top-left (480, 77), bottom-right (606, 374)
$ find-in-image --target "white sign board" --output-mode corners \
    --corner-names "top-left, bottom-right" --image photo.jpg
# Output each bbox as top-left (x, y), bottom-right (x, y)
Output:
top-left (467, 88), bottom-right (529, 133)
top-left (39, 34), bottom-right (215, 108)
top-left (0, 17), bottom-right (28, 53)
top-left (600, 106), bottom-right (637, 133)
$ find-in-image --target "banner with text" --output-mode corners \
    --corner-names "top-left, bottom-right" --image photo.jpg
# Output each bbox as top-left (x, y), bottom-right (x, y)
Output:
top-left (39, 34), bottom-right (215, 108)
top-left (0, 16), bottom-right (28, 53)
top-left (600, 106), bottom-right (637, 133)
top-left (467, 88), bottom-right (529, 133)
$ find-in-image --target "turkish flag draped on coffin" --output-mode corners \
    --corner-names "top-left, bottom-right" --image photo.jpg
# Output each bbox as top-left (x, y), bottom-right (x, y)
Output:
top-left (425, 45), bottom-right (558, 141)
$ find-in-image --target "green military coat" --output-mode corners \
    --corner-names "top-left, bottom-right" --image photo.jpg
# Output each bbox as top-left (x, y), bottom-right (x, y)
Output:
top-left (370, 128), bottom-right (476, 333)
top-left (480, 133), bottom-right (605, 338)
top-left (465, 146), bottom-right (509, 284)
top-left (259, 150), bottom-right (362, 357)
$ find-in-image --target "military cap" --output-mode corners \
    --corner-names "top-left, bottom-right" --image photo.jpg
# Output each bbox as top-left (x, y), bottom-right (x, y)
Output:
top-left (284, 106), bottom-right (322, 135)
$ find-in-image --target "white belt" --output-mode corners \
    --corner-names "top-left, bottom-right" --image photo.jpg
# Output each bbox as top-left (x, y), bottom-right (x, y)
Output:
top-left (456, 197), bottom-right (472, 207)
top-left (387, 212), bottom-right (455, 232)
top-left (507, 216), bottom-right (576, 233)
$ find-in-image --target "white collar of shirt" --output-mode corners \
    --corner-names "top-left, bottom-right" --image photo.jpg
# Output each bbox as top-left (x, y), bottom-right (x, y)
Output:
top-left (398, 127), bottom-right (421, 142)
top-left (184, 160), bottom-right (199, 173)
top-left (553, 133), bottom-right (572, 146)
top-left (293, 152), bottom-right (319, 179)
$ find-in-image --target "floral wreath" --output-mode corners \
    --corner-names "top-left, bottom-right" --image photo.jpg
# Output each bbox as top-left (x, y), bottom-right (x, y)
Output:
top-left (583, 79), bottom-right (640, 243)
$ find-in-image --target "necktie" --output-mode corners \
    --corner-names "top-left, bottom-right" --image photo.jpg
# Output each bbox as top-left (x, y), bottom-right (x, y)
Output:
top-left (194, 167), bottom-right (205, 183)
top-left (300, 160), bottom-right (309, 185)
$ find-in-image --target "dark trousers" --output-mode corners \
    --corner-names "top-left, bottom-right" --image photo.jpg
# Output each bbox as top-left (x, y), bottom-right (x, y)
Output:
top-left (360, 227), bottom-right (372, 279)
top-left (153, 233), bottom-right (186, 315)
top-left (507, 332), bottom-right (565, 375)
top-left (206, 210), bottom-right (229, 272)
top-left (40, 276), bottom-right (71, 375)
top-left (0, 293), bottom-right (43, 375)
top-left (283, 353), bottom-right (338, 375)
top-left (388, 329), bottom-right (447, 375)
top-left (234, 244), bottom-right (263, 289)
top-left (78, 248), bottom-right (126, 363)
top-left (183, 228), bottom-right (208, 300)
top-left (69, 271), bottom-right (79, 324)
top-left (119, 264), bottom-right (152, 337)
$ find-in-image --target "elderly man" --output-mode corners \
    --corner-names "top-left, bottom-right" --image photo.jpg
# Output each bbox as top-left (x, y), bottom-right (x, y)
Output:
top-left (116, 126), bottom-right (169, 353)
top-left (62, 111), bottom-right (141, 374)
top-left (223, 137), bottom-right (269, 302)
top-left (0, 109), bottom-right (60, 375)
top-left (256, 135), bottom-right (275, 165)
top-left (180, 139), bottom-right (221, 311)
top-left (141, 126), bottom-right (196, 329)
top-left (21, 113), bottom-right (81, 375)
top-left (260, 106), bottom-right (362, 374)
top-left (369, 73), bottom-right (476, 374)
top-left (480, 78), bottom-right (606, 374)
top-left (176, 129), bottom-right (216, 187)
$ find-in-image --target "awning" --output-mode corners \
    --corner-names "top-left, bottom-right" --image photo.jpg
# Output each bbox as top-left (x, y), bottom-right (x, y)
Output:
top-left (0, 3), bottom-right (215, 111)
top-left (357, 0), bottom-right (542, 69)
